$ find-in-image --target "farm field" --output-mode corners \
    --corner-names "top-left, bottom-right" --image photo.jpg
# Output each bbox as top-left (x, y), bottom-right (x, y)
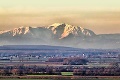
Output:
top-left (0, 75), bottom-right (120, 80)
top-left (0, 79), bottom-right (51, 80)
top-left (1, 78), bottom-right (120, 80)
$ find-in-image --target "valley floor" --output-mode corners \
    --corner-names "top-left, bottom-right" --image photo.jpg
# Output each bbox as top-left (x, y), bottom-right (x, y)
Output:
top-left (0, 75), bottom-right (120, 80)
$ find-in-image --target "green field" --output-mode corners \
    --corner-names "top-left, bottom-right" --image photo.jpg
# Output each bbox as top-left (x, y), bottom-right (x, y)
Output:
top-left (61, 72), bottom-right (73, 76)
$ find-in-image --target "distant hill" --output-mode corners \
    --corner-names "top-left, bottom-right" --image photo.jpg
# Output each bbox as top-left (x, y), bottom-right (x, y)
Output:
top-left (0, 45), bottom-right (84, 51)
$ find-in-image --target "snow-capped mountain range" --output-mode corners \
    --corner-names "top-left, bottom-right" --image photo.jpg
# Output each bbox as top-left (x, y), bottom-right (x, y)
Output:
top-left (0, 23), bottom-right (95, 38)
top-left (0, 23), bottom-right (120, 49)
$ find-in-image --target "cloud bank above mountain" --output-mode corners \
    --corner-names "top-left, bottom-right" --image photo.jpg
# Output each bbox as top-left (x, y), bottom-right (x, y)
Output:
top-left (0, 0), bottom-right (120, 34)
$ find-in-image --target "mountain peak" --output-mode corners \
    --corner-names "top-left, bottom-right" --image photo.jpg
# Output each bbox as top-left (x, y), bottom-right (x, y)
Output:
top-left (0, 23), bottom-right (95, 38)
top-left (48, 23), bottom-right (96, 39)
top-left (0, 26), bottom-right (31, 36)
top-left (0, 26), bottom-right (42, 36)
top-left (0, 23), bottom-right (120, 49)
top-left (50, 23), bottom-right (66, 27)
top-left (10, 26), bottom-right (32, 36)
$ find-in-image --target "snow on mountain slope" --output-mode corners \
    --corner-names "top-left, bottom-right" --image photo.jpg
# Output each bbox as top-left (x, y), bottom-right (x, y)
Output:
top-left (0, 23), bottom-right (95, 39)
top-left (0, 23), bottom-right (119, 49)
top-left (0, 26), bottom-right (31, 36)
top-left (0, 26), bottom-right (52, 37)
top-left (48, 23), bottom-right (96, 39)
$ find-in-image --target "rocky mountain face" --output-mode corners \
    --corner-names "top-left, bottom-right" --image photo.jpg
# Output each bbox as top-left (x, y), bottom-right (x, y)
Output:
top-left (47, 23), bottom-right (95, 39)
top-left (0, 23), bottom-right (120, 49)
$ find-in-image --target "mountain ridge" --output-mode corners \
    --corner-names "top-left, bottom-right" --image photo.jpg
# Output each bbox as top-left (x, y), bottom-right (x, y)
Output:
top-left (47, 23), bottom-right (96, 39)
top-left (0, 23), bottom-right (120, 49)
top-left (0, 23), bottom-right (95, 38)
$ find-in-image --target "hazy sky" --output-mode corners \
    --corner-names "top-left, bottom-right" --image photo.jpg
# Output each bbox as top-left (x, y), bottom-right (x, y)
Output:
top-left (0, 0), bottom-right (120, 34)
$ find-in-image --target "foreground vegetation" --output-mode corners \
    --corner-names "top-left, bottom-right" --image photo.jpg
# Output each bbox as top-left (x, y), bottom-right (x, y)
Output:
top-left (0, 63), bottom-right (120, 76)
top-left (2, 79), bottom-right (119, 80)
top-left (0, 64), bottom-right (120, 79)
top-left (0, 76), bottom-right (120, 80)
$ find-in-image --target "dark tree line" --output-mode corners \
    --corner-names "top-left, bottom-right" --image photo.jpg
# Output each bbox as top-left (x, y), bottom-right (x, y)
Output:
top-left (47, 57), bottom-right (88, 65)
top-left (0, 64), bottom-right (120, 76)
